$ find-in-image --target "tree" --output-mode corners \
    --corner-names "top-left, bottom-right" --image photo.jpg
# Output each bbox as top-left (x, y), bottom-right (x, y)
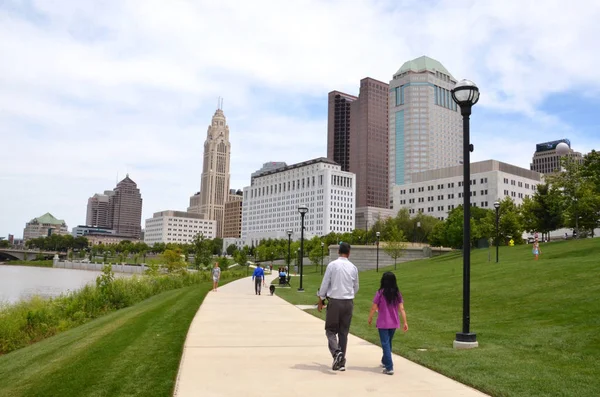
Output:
top-left (234, 247), bottom-right (248, 267)
top-left (520, 184), bottom-right (564, 238)
top-left (226, 244), bottom-right (238, 256)
top-left (382, 226), bottom-right (407, 270)
top-left (161, 249), bottom-right (186, 273)
top-left (308, 244), bottom-right (325, 272)
top-left (212, 238), bottom-right (223, 256)
top-left (0, 239), bottom-right (9, 248)
top-left (192, 234), bottom-right (213, 270)
top-left (498, 197), bottom-right (524, 244)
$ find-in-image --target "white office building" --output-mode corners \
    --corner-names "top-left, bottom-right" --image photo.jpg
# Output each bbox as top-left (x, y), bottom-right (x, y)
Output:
top-left (241, 158), bottom-right (356, 246)
top-left (144, 210), bottom-right (216, 245)
top-left (393, 160), bottom-right (543, 220)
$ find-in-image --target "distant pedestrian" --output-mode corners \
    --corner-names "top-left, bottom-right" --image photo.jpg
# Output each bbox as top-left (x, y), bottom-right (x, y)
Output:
top-left (532, 242), bottom-right (541, 260)
top-left (211, 262), bottom-right (221, 292)
top-left (252, 265), bottom-right (266, 295)
top-left (317, 242), bottom-right (359, 372)
top-left (367, 272), bottom-right (408, 375)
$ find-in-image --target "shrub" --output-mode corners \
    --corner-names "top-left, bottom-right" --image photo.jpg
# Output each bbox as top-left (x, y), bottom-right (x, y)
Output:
top-left (0, 268), bottom-right (245, 355)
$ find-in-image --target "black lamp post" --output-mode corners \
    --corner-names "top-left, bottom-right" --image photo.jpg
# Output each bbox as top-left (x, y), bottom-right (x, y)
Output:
top-left (286, 229), bottom-right (292, 276)
top-left (298, 206), bottom-right (308, 292)
top-left (321, 242), bottom-right (324, 275)
top-left (494, 201), bottom-right (500, 263)
top-left (451, 79), bottom-right (480, 349)
top-left (376, 231), bottom-right (380, 272)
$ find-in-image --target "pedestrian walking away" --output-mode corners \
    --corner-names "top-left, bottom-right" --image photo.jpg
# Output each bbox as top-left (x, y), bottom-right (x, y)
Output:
top-left (317, 242), bottom-right (359, 372)
top-left (368, 272), bottom-right (408, 375)
top-left (211, 262), bottom-right (221, 292)
top-left (252, 265), bottom-right (266, 295)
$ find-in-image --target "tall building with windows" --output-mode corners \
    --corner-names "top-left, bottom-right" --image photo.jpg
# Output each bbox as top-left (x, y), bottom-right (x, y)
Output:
top-left (393, 160), bottom-right (542, 220)
top-left (327, 78), bottom-right (389, 209)
top-left (188, 108), bottom-right (231, 238)
top-left (109, 175), bottom-right (143, 239)
top-left (389, 56), bottom-right (463, 206)
top-left (86, 192), bottom-right (113, 228)
top-left (327, 91), bottom-right (357, 172)
top-left (241, 158), bottom-right (355, 246)
top-left (144, 210), bottom-right (216, 245)
top-left (223, 189), bottom-right (243, 238)
top-left (530, 139), bottom-right (583, 175)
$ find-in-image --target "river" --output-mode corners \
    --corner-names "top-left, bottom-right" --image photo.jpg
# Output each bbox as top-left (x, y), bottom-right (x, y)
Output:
top-left (0, 265), bottom-right (128, 305)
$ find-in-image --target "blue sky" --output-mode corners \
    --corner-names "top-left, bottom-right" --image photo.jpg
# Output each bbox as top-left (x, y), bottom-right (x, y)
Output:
top-left (1, 0), bottom-right (599, 238)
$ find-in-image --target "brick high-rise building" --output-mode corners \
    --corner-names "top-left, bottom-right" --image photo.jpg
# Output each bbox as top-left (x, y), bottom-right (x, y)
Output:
top-left (188, 107), bottom-right (231, 238)
top-left (327, 91), bottom-right (357, 172)
top-left (327, 78), bottom-right (389, 209)
top-left (109, 175), bottom-right (143, 239)
top-left (223, 189), bottom-right (243, 238)
top-left (86, 192), bottom-right (113, 228)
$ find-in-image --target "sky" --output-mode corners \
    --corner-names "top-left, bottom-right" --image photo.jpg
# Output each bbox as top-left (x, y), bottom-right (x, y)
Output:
top-left (1, 0), bottom-right (599, 238)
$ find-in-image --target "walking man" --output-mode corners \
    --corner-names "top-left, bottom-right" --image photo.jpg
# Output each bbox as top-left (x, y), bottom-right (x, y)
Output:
top-left (252, 265), bottom-right (266, 295)
top-left (211, 262), bottom-right (221, 292)
top-left (317, 242), bottom-right (359, 372)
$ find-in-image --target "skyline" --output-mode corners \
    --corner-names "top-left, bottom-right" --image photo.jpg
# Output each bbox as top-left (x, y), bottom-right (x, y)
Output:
top-left (2, 0), bottom-right (600, 237)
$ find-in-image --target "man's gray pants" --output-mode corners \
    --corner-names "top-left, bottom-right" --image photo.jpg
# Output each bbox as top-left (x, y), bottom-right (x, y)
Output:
top-left (255, 278), bottom-right (262, 294)
top-left (325, 298), bottom-right (354, 358)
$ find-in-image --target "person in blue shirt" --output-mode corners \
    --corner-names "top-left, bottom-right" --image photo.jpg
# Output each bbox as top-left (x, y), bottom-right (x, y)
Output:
top-left (252, 265), bottom-right (266, 295)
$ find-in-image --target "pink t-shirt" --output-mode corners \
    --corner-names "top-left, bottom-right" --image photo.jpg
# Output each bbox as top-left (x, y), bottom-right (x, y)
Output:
top-left (373, 290), bottom-right (403, 329)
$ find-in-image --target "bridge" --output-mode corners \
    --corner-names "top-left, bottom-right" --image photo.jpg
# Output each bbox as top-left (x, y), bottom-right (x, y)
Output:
top-left (0, 249), bottom-right (66, 261)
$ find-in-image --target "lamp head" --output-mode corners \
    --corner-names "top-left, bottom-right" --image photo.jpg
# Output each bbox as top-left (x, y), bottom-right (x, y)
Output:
top-left (494, 201), bottom-right (500, 209)
top-left (451, 79), bottom-right (480, 108)
top-left (286, 229), bottom-right (293, 236)
top-left (298, 206), bottom-right (308, 215)
top-left (321, 242), bottom-right (324, 247)
top-left (376, 231), bottom-right (380, 238)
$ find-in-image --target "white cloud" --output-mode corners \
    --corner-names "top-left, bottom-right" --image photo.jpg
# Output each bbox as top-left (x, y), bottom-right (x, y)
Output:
top-left (1, 0), bottom-right (599, 236)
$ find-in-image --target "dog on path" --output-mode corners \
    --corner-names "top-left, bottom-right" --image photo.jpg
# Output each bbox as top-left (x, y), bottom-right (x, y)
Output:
top-left (269, 285), bottom-right (276, 296)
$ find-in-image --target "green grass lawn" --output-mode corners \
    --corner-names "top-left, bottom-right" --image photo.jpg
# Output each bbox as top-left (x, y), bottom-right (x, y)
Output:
top-left (0, 283), bottom-right (213, 397)
top-left (274, 239), bottom-right (600, 397)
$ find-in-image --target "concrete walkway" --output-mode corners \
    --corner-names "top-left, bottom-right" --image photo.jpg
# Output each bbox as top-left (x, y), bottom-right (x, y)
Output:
top-left (174, 275), bottom-right (489, 397)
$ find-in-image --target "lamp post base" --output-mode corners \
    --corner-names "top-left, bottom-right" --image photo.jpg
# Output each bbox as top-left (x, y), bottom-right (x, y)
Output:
top-left (297, 288), bottom-right (305, 292)
top-left (454, 332), bottom-right (478, 349)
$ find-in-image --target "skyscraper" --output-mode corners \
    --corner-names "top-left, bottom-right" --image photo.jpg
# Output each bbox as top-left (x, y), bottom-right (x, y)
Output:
top-left (188, 108), bottom-right (231, 237)
top-left (327, 91), bottom-right (357, 172)
top-left (109, 175), bottom-right (143, 239)
top-left (86, 192), bottom-right (113, 228)
top-left (530, 139), bottom-right (583, 175)
top-left (326, 78), bottom-right (389, 208)
top-left (389, 56), bottom-right (462, 205)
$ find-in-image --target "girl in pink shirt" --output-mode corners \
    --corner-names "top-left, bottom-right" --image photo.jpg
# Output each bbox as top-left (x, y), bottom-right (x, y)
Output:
top-left (368, 272), bottom-right (408, 375)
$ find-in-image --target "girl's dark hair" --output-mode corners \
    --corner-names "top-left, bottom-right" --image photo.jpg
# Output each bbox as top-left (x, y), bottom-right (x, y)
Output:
top-left (379, 272), bottom-right (400, 305)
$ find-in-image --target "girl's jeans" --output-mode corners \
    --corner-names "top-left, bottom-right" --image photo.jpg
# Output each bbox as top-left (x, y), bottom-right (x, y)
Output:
top-left (378, 328), bottom-right (396, 370)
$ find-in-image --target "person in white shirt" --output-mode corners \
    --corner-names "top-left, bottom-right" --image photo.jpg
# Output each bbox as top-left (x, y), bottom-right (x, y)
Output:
top-left (317, 242), bottom-right (359, 372)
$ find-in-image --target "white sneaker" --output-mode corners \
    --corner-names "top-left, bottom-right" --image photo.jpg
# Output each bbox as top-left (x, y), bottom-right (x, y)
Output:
top-left (382, 368), bottom-right (394, 375)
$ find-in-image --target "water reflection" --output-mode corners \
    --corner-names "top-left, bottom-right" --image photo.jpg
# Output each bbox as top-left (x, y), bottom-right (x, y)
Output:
top-left (0, 265), bottom-right (129, 305)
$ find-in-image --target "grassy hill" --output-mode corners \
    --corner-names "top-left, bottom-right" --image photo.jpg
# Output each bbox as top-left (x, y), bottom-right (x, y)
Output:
top-left (0, 284), bottom-right (212, 397)
top-left (275, 239), bottom-right (600, 397)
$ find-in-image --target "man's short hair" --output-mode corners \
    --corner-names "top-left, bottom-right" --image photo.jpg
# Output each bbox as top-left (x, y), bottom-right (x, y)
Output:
top-left (339, 242), bottom-right (351, 255)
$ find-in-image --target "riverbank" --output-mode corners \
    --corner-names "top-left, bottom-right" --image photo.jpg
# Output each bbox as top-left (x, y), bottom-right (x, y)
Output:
top-left (0, 260), bottom-right (53, 267)
top-left (0, 284), bottom-right (214, 397)
top-left (0, 267), bottom-right (245, 354)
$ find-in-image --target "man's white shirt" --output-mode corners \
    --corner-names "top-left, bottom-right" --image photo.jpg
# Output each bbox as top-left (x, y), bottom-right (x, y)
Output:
top-left (318, 257), bottom-right (359, 300)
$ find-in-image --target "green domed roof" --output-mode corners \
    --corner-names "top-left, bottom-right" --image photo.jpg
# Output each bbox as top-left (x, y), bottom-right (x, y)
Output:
top-left (395, 56), bottom-right (452, 77)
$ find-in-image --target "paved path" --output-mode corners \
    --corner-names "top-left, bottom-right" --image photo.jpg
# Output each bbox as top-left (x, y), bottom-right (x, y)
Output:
top-left (174, 275), bottom-right (489, 397)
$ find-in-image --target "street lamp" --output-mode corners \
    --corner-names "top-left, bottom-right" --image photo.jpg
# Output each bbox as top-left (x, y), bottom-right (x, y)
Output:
top-left (451, 79), bottom-right (480, 349)
top-left (494, 201), bottom-right (500, 263)
top-left (376, 231), bottom-right (380, 272)
top-left (320, 242), bottom-right (324, 275)
top-left (298, 206), bottom-right (308, 292)
top-left (286, 229), bottom-right (293, 276)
